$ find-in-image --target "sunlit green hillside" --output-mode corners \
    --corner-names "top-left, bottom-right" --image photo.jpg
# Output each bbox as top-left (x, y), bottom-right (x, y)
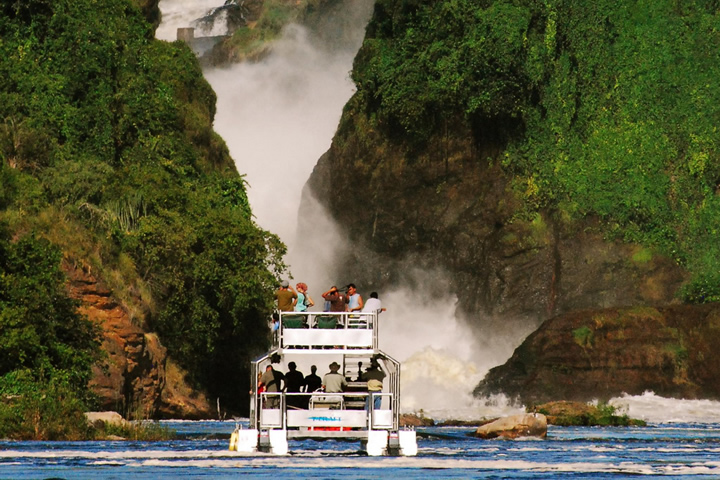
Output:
top-left (0, 0), bottom-right (284, 423)
top-left (349, 0), bottom-right (720, 302)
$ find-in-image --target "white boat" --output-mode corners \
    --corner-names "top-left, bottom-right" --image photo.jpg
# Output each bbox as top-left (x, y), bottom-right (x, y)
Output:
top-left (229, 310), bottom-right (418, 456)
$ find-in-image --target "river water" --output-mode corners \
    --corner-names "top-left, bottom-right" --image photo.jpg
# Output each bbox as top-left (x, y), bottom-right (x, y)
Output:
top-left (3, 417), bottom-right (720, 478)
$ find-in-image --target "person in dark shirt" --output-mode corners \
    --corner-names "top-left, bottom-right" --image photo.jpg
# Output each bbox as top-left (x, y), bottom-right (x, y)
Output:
top-left (284, 362), bottom-right (305, 409)
top-left (322, 286), bottom-right (348, 312)
top-left (302, 364), bottom-right (322, 409)
top-left (361, 358), bottom-right (386, 409)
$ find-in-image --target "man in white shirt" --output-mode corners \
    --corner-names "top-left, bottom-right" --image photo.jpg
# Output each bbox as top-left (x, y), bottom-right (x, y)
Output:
top-left (323, 362), bottom-right (347, 393)
top-left (362, 292), bottom-right (386, 314)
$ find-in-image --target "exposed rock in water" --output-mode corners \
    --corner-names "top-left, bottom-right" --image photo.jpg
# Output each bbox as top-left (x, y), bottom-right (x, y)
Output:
top-left (84, 411), bottom-right (128, 428)
top-left (533, 401), bottom-right (645, 427)
top-left (475, 304), bottom-right (720, 404)
top-left (64, 263), bottom-right (213, 419)
top-left (400, 413), bottom-right (435, 427)
top-left (474, 413), bottom-right (547, 439)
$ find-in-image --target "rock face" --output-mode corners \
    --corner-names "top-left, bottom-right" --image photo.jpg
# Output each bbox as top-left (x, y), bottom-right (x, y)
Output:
top-left (305, 120), bottom-right (687, 335)
top-left (474, 413), bottom-right (547, 439)
top-left (64, 263), bottom-right (212, 419)
top-left (475, 304), bottom-right (720, 404)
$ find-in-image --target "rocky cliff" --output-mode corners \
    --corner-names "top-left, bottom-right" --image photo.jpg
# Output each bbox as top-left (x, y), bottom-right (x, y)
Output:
top-left (307, 120), bottom-right (687, 334)
top-left (64, 263), bottom-right (213, 419)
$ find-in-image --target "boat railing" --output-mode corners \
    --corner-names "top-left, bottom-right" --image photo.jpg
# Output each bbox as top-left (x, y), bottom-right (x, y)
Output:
top-left (274, 311), bottom-right (380, 350)
top-left (257, 391), bottom-right (396, 430)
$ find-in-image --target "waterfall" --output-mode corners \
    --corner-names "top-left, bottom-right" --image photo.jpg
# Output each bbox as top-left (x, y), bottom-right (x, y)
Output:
top-left (157, 0), bottom-right (523, 419)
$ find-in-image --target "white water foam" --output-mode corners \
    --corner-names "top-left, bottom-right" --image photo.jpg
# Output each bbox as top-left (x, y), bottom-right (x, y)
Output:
top-left (203, 22), bottom-right (362, 245)
top-left (5, 448), bottom-right (720, 476)
top-left (610, 391), bottom-right (720, 424)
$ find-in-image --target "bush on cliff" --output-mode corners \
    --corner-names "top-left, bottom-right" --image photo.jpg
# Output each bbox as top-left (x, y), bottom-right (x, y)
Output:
top-left (0, 0), bottom-right (284, 414)
top-left (350, 0), bottom-right (720, 303)
top-left (0, 223), bottom-right (100, 439)
top-left (532, 401), bottom-right (646, 427)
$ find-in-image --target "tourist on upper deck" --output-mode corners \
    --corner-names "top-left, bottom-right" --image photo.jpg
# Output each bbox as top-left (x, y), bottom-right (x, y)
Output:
top-left (322, 285), bottom-right (347, 312)
top-left (275, 280), bottom-right (297, 312)
top-left (294, 283), bottom-right (314, 312)
top-left (323, 361), bottom-right (347, 393)
top-left (362, 292), bottom-right (387, 314)
top-left (346, 284), bottom-right (363, 312)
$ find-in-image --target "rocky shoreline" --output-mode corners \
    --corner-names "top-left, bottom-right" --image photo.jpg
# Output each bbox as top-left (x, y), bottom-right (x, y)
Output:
top-left (400, 400), bottom-right (645, 430)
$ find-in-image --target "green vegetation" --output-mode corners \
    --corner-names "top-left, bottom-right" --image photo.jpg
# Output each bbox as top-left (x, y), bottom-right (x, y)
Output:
top-left (0, 373), bottom-right (95, 440)
top-left (572, 326), bottom-right (594, 349)
top-left (100, 420), bottom-right (176, 441)
top-left (0, 0), bottom-right (285, 427)
top-left (226, 0), bottom-right (328, 58)
top-left (0, 224), bottom-right (101, 439)
top-left (350, 0), bottom-right (720, 303)
top-left (534, 401), bottom-right (646, 427)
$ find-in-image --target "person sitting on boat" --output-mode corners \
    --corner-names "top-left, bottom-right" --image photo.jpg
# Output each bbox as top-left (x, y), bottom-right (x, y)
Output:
top-left (305, 365), bottom-right (322, 392)
top-left (322, 286), bottom-right (347, 312)
top-left (323, 361), bottom-right (347, 393)
top-left (361, 358), bottom-right (386, 409)
top-left (275, 280), bottom-right (297, 312)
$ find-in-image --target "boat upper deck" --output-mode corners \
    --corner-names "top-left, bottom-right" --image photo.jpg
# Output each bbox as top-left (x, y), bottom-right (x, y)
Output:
top-left (274, 311), bottom-right (380, 352)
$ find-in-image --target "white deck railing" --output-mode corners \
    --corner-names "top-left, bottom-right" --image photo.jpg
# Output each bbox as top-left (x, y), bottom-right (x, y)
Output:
top-left (274, 311), bottom-right (379, 350)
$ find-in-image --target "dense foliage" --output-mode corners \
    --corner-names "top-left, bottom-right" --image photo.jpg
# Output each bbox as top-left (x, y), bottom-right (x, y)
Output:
top-left (351, 0), bottom-right (720, 302)
top-left (0, 224), bottom-right (99, 439)
top-left (0, 0), bottom-right (284, 416)
top-left (0, 225), bottom-right (99, 384)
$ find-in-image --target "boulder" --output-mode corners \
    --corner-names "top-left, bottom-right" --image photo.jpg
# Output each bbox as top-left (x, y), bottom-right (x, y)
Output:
top-left (474, 413), bottom-right (547, 439)
top-left (400, 413), bottom-right (435, 427)
top-left (84, 411), bottom-right (128, 428)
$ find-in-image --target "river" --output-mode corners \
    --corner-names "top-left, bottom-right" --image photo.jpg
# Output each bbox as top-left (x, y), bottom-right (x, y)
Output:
top-left (3, 413), bottom-right (720, 478)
